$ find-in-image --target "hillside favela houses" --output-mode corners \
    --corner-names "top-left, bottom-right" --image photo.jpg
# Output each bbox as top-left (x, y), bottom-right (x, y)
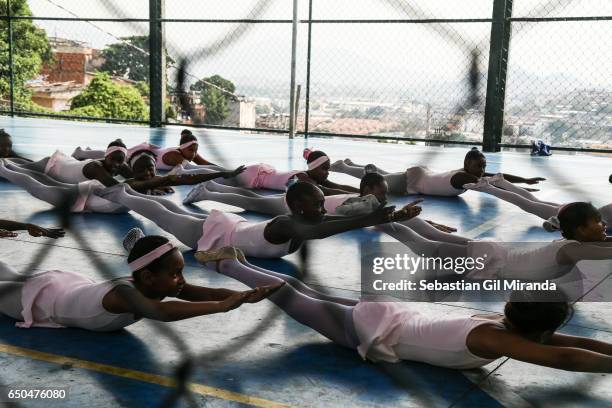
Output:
top-left (26, 37), bottom-right (256, 128)
top-left (28, 37), bottom-right (134, 111)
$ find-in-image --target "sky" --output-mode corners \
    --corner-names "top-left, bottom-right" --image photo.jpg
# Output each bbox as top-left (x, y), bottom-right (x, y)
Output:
top-left (19, 0), bottom-right (612, 103)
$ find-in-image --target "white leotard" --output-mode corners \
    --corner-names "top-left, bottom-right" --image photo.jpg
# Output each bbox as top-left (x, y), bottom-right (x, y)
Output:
top-left (45, 150), bottom-right (92, 183)
top-left (126, 143), bottom-right (188, 171)
top-left (17, 270), bottom-right (140, 331)
top-left (197, 210), bottom-right (293, 258)
top-left (405, 166), bottom-right (466, 196)
top-left (154, 146), bottom-right (188, 171)
top-left (353, 302), bottom-right (504, 369)
top-left (467, 239), bottom-right (578, 279)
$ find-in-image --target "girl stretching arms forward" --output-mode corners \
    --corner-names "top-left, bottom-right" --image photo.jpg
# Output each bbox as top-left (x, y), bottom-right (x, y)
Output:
top-left (72, 129), bottom-right (218, 170)
top-left (0, 233), bottom-right (279, 331)
top-left (212, 254), bottom-right (612, 372)
top-left (98, 181), bottom-right (419, 259)
top-left (330, 147), bottom-right (545, 196)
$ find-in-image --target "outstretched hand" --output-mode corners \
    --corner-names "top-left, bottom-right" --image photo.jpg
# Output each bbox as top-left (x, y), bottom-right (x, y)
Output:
top-left (26, 224), bottom-right (65, 239)
top-left (0, 229), bottom-right (18, 238)
top-left (224, 165), bottom-right (247, 179)
top-left (243, 283), bottom-right (285, 303)
top-left (222, 283), bottom-right (284, 311)
top-left (525, 177), bottom-right (546, 185)
top-left (391, 199), bottom-right (423, 222)
top-left (371, 204), bottom-right (396, 223)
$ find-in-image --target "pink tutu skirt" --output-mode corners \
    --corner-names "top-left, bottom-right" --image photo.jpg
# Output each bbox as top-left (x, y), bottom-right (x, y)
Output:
top-left (17, 270), bottom-right (95, 329)
top-left (236, 164), bottom-right (300, 190)
top-left (196, 210), bottom-right (247, 252)
top-left (353, 302), bottom-right (412, 363)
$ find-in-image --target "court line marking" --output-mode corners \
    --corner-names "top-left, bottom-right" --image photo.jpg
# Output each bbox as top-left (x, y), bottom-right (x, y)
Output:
top-left (0, 343), bottom-right (293, 408)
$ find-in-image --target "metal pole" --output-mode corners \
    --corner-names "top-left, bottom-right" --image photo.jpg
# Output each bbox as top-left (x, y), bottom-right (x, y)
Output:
top-left (482, 0), bottom-right (513, 152)
top-left (149, 0), bottom-right (166, 127)
top-left (304, 0), bottom-right (313, 138)
top-left (288, 0), bottom-right (298, 138)
top-left (7, 0), bottom-right (15, 115)
top-left (294, 84), bottom-right (301, 127)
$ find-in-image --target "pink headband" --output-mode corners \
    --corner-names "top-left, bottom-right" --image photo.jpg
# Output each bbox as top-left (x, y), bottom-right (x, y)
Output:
top-left (307, 155), bottom-right (329, 170)
top-left (179, 141), bottom-right (198, 150)
top-left (128, 242), bottom-right (175, 271)
top-left (105, 146), bottom-right (128, 157)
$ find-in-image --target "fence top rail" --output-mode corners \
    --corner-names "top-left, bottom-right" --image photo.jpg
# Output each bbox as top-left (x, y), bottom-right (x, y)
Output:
top-left (0, 16), bottom-right (492, 23)
top-left (509, 16), bottom-right (612, 22)
top-left (1, 15), bottom-right (611, 23)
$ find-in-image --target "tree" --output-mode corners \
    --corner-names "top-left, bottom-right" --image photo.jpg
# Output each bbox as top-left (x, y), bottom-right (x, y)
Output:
top-left (69, 73), bottom-right (148, 121)
top-left (100, 36), bottom-right (172, 83)
top-left (0, 0), bottom-right (51, 110)
top-left (134, 81), bottom-right (150, 98)
top-left (191, 75), bottom-right (236, 125)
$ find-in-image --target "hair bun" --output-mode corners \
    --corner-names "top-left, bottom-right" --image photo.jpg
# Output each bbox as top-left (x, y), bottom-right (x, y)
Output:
top-left (543, 216), bottom-right (561, 232)
top-left (303, 148), bottom-right (313, 160)
top-left (123, 228), bottom-right (146, 252)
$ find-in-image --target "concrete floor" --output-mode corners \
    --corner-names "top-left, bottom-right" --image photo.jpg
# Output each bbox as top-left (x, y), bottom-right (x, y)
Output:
top-left (0, 116), bottom-right (611, 407)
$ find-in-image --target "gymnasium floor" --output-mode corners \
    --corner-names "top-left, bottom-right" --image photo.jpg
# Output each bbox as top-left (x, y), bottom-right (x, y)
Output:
top-left (0, 116), bottom-right (611, 407)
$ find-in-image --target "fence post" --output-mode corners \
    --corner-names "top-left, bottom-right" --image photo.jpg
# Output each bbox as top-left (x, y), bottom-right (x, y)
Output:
top-left (304, 0), bottom-right (313, 138)
top-left (7, 0), bottom-right (14, 116)
top-left (482, 0), bottom-right (513, 152)
top-left (288, 0), bottom-right (298, 139)
top-left (149, 0), bottom-right (166, 127)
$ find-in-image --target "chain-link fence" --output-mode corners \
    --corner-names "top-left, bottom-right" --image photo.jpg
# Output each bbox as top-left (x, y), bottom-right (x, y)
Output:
top-left (0, 0), bottom-right (611, 150)
top-left (503, 0), bottom-right (612, 150)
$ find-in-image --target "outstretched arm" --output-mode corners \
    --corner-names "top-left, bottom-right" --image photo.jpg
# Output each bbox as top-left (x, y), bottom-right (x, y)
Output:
top-left (0, 220), bottom-right (64, 239)
top-left (8, 152), bottom-right (33, 162)
top-left (550, 333), bottom-right (612, 356)
top-left (320, 179), bottom-right (360, 194)
top-left (118, 163), bottom-right (134, 179)
top-left (267, 203), bottom-right (421, 243)
top-left (109, 284), bottom-right (279, 322)
top-left (82, 162), bottom-right (119, 187)
top-left (484, 172), bottom-right (546, 185)
top-left (475, 325), bottom-right (612, 372)
top-left (177, 283), bottom-right (241, 302)
top-left (558, 242), bottom-right (612, 264)
top-left (127, 166), bottom-right (246, 192)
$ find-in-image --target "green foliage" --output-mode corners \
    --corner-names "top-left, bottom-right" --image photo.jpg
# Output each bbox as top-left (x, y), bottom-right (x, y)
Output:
top-left (191, 75), bottom-right (236, 125)
top-left (69, 73), bottom-right (148, 121)
top-left (0, 0), bottom-right (51, 110)
top-left (134, 81), bottom-right (150, 98)
top-left (100, 36), bottom-right (172, 83)
top-left (164, 101), bottom-right (176, 120)
top-left (190, 74), bottom-right (235, 95)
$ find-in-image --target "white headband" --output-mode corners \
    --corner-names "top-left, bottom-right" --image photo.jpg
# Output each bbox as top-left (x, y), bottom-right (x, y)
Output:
top-left (130, 152), bottom-right (154, 167)
top-left (307, 155), bottom-right (329, 170)
top-left (128, 242), bottom-right (175, 272)
top-left (105, 146), bottom-right (128, 158)
top-left (179, 140), bottom-right (198, 150)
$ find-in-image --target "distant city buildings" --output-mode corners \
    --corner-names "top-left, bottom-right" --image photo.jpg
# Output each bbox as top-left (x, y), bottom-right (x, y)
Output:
top-left (20, 38), bottom-right (612, 149)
